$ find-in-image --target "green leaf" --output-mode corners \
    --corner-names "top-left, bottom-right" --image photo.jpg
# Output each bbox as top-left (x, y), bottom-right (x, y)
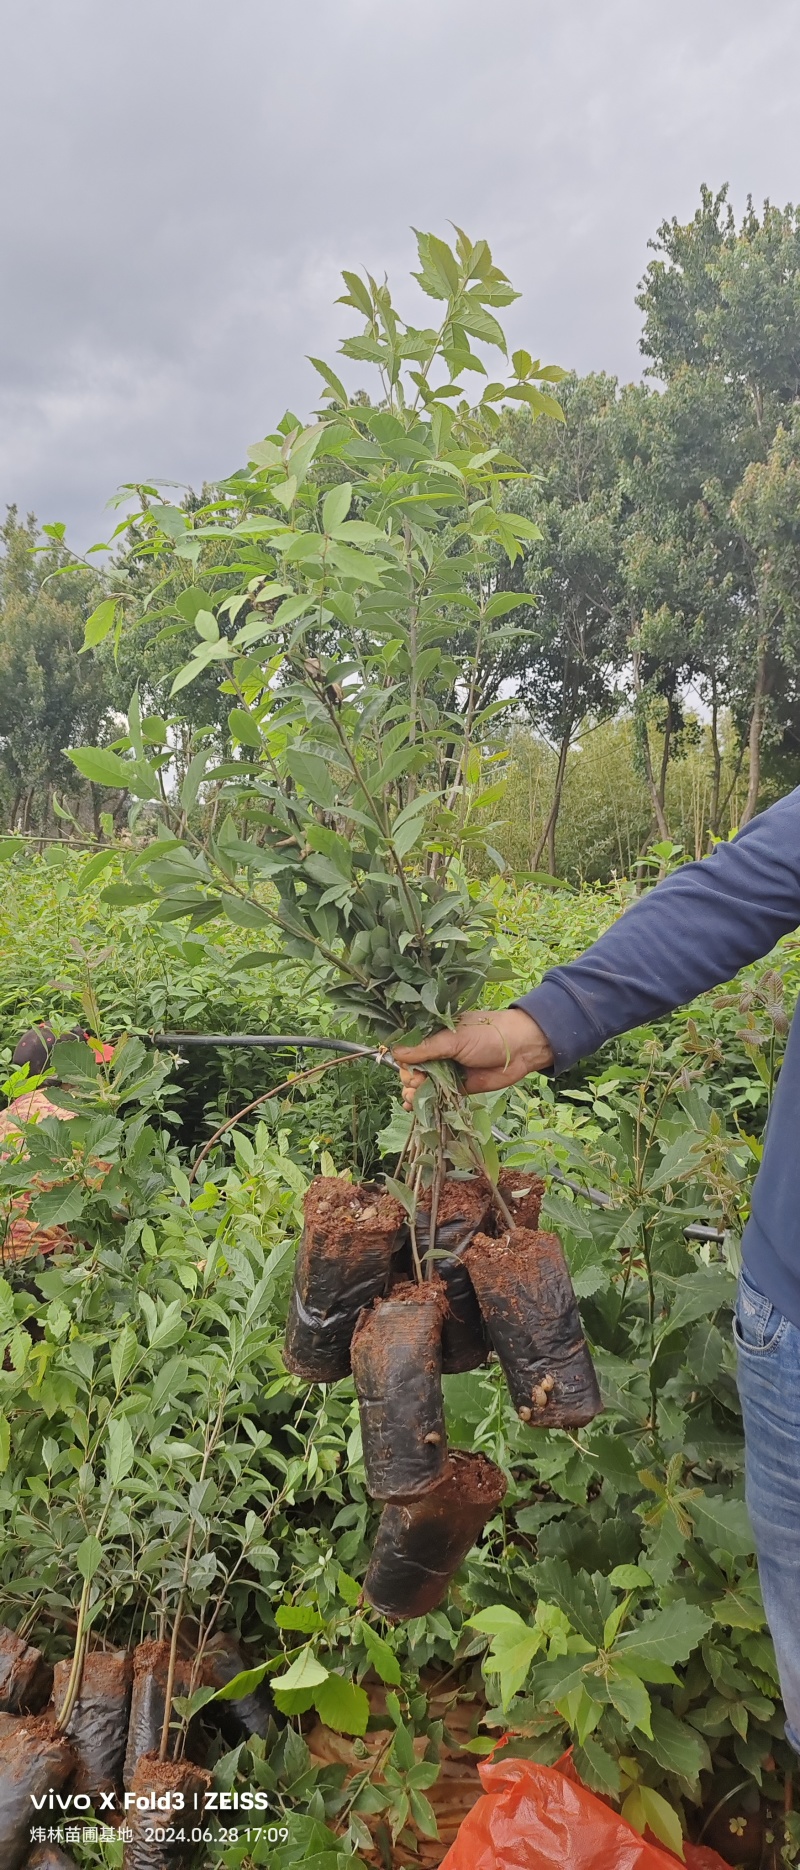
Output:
top-left (608, 1565), bottom-right (653, 1591)
top-left (82, 598), bottom-right (118, 650)
top-left (173, 1686), bottom-right (221, 1722)
top-left (101, 884), bottom-right (156, 906)
top-left (110, 1327), bottom-right (138, 1391)
top-left (532, 1558), bottom-right (612, 1648)
top-left (78, 849), bottom-right (116, 889)
top-left (215, 1661), bottom-right (273, 1701)
top-left (623, 1786), bottom-right (684, 1860)
top-left (615, 1601), bottom-right (712, 1666)
top-left (392, 801), bottom-right (430, 858)
top-left (339, 269), bottom-right (373, 317)
top-left (656, 1266), bottom-right (735, 1340)
top-left (105, 1414), bottom-right (135, 1487)
top-left (68, 747), bottom-right (135, 790)
top-left (314, 1674), bottom-right (370, 1737)
top-left (193, 608), bottom-right (219, 642)
top-left (361, 1624), bottom-right (401, 1686)
top-left (322, 483), bottom-right (352, 532)
top-left (221, 894), bottom-right (272, 929)
top-left (76, 1534), bottom-right (103, 1582)
top-left (272, 1647), bottom-right (329, 1692)
top-left (170, 643), bottom-right (231, 695)
top-left (286, 749), bottom-right (336, 809)
top-left (148, 1298), bottom-right (186, 1351)
top-left (309, 356), bottom-right (348, 404)
top-left (276, 1605), bottom-right (325, 1634)
top-left (469, 1606), bottom-right (546, 1706)
top-left (0, 1415), bottom-right (10, 1475)
top-left (572, 1736), bottom-right (620, 1798)
top-left (687, 1493), bottom-right (755, 1557)
top-left (247, 437), bottom-right (283, 468)
top-left (409, 1789), bottom-right (439, 1838)
top-left (228, 708), bottom-right (263, 750)
top-left (606, 1667), bottom-right (652, 1736)
top-left (180, 749), bottom-right (212, 814)
top-left (151, 502), bottom-right (187, 538)
top-left (637, 1704), bottom-right (711, 1787)
top-left (32, 1184), bottom-right (85, 1227)
top-left (327, 543), bottom-right (386, 585)
top-left (337, 1569), bottom-right (362, 1608)
top-left (175, 585), bottom-right (216, 623)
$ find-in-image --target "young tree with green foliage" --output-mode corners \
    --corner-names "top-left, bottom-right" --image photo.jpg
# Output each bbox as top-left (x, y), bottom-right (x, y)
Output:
top-left (69, 229), bottom-right (565, 1206)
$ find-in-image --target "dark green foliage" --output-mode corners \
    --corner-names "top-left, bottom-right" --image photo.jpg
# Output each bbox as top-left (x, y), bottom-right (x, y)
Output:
top-left (2, 853), bottom-right (799, 1862)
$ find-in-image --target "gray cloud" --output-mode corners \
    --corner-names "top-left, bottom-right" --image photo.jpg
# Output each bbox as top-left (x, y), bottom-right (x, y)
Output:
top-left (1, 0), bottom-right (798, 545)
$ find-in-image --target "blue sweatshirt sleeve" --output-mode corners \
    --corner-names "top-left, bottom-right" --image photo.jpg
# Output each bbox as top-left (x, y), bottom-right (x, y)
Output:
top-left (515, 787), bottom-right (800, 1074)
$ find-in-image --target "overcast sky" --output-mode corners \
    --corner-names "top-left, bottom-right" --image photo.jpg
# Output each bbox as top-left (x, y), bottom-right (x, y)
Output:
top-left (1, 0), bottom-right (799, 548)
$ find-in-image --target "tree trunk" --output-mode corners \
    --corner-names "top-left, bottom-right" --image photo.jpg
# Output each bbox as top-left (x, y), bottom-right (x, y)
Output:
top-left (741, 641), bottom-right (769, 826)
top-left (631, 630), bottom-right (671, 841)
top-left (638, 712), bottom-right (671, 843)
top-left (656, 693), bottom-right (675, 827)
top-left (533, 723), bottom-right (572, 875)
top-left (709, 679), bottom-right (722, 838)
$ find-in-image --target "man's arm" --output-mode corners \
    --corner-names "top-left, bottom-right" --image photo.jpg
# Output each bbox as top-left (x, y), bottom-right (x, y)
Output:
top-left (396, 788), bottom-right (800, 1096)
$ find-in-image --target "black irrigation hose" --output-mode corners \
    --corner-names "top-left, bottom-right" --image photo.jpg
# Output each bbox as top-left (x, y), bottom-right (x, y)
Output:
top-left (152, 1032), bottom-right (395, 1061)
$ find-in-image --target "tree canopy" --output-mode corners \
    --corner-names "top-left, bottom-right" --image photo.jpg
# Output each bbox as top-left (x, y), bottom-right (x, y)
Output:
top-left (3, 185), bottom-right (800, 876)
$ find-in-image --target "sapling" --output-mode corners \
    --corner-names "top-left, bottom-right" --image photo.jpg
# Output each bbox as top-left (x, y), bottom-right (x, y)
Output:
top-left (67, 230), bottom-right (602, 1605)
top-left (69, 226), bottom-right (567, 1242)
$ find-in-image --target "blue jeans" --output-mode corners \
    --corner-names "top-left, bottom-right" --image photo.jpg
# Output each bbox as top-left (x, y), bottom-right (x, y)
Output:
top-left (735, 1266), bottom-right (800, 1752)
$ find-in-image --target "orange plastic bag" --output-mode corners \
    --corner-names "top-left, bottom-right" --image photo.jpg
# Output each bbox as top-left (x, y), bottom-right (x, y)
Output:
top-left (439, 1756), bottom-right (730, 1870)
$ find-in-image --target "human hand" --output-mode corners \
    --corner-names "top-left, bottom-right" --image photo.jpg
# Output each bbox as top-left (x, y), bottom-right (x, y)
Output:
top-left (394, 1008), bottom-right (554, 1109)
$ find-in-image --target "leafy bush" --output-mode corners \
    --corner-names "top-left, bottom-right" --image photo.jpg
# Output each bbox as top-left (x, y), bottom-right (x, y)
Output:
top-left (2, 851), bottom-right (800, 1863)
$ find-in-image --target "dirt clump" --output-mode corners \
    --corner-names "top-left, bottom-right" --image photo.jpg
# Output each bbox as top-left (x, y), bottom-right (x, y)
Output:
top-left (351, 1281), bottom-right (448, 1499)
top-left (0, 1625), bottom-right (53, 1714)
top-left (53, 1647), bottom-right (132, 1798)
top-left (464, 1228), bottom-right (602, 1427)
top-left (284, 1177), bottom-right (407, 1382)
top-left (364, 1451), bottom-right (507, 1620)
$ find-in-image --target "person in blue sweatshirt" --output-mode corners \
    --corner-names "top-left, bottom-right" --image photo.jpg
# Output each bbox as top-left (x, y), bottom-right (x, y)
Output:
top-left (395, 788), bottom-right (800, 1755)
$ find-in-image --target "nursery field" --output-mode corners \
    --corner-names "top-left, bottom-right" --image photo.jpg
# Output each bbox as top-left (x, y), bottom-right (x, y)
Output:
top-left (1, 850), bottom-right (798, 1870)
top-left (4, 220), bottom-right (800, 1870)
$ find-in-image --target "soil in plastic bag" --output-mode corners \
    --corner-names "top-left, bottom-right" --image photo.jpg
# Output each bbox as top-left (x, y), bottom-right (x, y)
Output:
top-left (53, 1647), bottom-right (132, 1798)
top-left (413, 1178), bottom-right (493, 1373)
top-left (0, 1625), bottom-right (53, 1714)
top-left (201, 1633), bottom-right (272, 1738)
top-left (439, 1753), bottom-right (731, 1870)
top-left (123, 1642), bottom-right (193, 1789)
top-left (123, 1755), bottom-right (212, 1870)
top-left (0, 1715), bottom-right (76, 1870)
top-left (364, 1450), bottom-right (507, 1620)
top-left (283, 1178), bottom-right (407, 1382)
top-left (464, 1229), bottom-right (602, 1428)
top-left (351, 1280), bottom-right (447, 1499)
top-left (497, 1169), bottom-right (545, 1234)
top-left (28, 1848), bottom-right (81, 1870)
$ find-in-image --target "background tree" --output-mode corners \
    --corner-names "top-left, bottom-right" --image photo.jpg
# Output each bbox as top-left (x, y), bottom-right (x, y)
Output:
top-left (500, 375), bottom-right (623, 870)
top-left (637, 186), bottom-right (800, 821)
top-left (0, 508), bottom-right (112, 833)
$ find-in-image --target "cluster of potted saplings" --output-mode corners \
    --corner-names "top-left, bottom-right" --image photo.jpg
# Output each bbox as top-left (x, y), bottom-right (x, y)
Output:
top-left (284, 1166), bottom-right (603, 1620)
top-left (0, 1172), bottom-right (602, 1870)
top-left (0, 1621), bottom-right (273, 1870)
